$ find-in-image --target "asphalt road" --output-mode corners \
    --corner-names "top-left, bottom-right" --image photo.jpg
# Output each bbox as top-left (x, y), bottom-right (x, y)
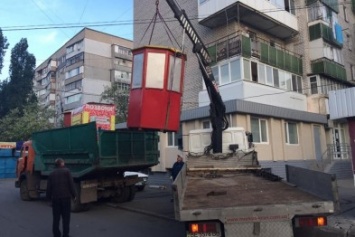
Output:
top-left (0, 176), bottom-right (185, 237)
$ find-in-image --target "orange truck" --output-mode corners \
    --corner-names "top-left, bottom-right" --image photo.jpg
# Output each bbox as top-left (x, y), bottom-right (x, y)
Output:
top-left (15, 122), bottom-right (159, 212)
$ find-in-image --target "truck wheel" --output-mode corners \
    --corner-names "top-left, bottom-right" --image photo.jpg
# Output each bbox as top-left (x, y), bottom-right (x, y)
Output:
top-left (20, 180), bottom-right (31, 201)
top-left (127, 185), bottom-right (136, 202)
top-left (137, 185), bottom-right (145, 191)
top-left (112, 187), bottom-right (129, 203)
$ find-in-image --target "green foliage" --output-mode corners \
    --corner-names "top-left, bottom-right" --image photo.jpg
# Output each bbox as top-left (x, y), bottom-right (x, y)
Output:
top-left (0, 28), bottom-right (9, 75)
top-left (100, 81), bottom-right (130, 123)
top-left (0, 38), bottom-right (37, 118)
top-left (0, 103), bottom-right (54, 141)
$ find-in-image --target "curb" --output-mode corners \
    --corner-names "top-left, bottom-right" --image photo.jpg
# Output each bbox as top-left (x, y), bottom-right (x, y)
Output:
top-left (106, 202), bottom-right (176, 222)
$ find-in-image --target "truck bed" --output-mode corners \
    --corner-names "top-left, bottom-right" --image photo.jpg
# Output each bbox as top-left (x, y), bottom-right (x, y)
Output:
top-left (182, 171), bottom-right (324, 210)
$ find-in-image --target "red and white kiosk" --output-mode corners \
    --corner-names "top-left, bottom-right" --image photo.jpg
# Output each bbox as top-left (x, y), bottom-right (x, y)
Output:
top-left (127, 46), bottom-right (186, 132)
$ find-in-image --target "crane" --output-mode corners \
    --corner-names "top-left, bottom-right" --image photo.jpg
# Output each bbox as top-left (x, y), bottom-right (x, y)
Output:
top-left (166, 0), bottom-right (229, 153)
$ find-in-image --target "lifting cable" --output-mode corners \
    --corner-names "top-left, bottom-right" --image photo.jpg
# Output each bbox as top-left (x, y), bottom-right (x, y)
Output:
top-left (139, 0), bottom-right (181, 48)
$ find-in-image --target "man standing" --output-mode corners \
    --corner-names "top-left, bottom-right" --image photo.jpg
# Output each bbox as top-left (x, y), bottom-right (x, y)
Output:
top-left (46, 158), bottom-right (76, 237)
top-left (171, 155), bottom-right (185, 181)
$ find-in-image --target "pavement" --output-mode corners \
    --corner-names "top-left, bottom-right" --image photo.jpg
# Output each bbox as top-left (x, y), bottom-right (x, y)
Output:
top-left (326, 178), bottom-right (355, 237)
top-left (112, 172), bottom-right (355, 236)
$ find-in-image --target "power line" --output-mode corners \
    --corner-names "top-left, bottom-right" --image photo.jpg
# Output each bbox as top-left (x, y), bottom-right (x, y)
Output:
top-left (0, 1), bottom-right (353, 32)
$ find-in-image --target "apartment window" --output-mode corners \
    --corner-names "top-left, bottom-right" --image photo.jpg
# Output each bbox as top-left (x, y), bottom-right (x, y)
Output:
top-left (65, 80), bottom-right (82, 92)
top-left (351, 65), bottom-right (355, 80)
top-left (167, 132), bottom-right (178, 147)
top-left (114, 70), bottom-right (131, 80)
top-left (115, 45), bottom-right (132, 56)
top-left (273, 68), bottom-right (279, 87)
top-left (65, 66), bottom-right (83, 79)
top-left (343, 6), bottom-right (349, 22)
top-left (251, 117), bottom-right (268, 143)
top-left (66, 45), bottom-right (74, 54)
top-left (251, 62), bottom-right (258, 82)
top-left (66, 52), bottom-right (84, 67)
top-left (220, 63), bottom-right (229, 84)
top-left (310, 76), bottom-right (318, 94)
top-left (243, 59), bottom-right (251, 80)
top-left (258, 64), bottom-right (266, 84)
top-left (292, 75), bottom-right (302, 93)
top-left (230, 59), bottom-right (241, 82)
top-left (266, 65), bottom-right (273, 85)
top-left (285, 122), bottom-right (298, 144)
top-left (65, 93), bottom-right (82, 104)
top-left (202, 120), bottom-right (211, 129)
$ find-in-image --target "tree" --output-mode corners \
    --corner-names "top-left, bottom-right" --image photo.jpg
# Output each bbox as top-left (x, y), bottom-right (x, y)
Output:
top-left (0, 103), bottom-right (54, 141)
top-left (100, 81), bottom-right (130, 123)
top-left (0, 38), bottom-right (37, 118)
top-left (0, 28), bottom-right (9, 75)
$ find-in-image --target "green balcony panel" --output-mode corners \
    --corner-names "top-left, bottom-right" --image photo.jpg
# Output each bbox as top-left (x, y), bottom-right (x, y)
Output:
top-left (352, 0), bottom-right (355, 13)
top-left (207, 45), bottom-right (217, 64)
top-left (241, 36), bottom-right (251, 58)
top-left (269, 46), bottom-right (277, 66)
top-left (260, 42), bottom-right (269, 63)
top-left (311, 59), bottom-right (347, 81)
top-left (309, 23), bottom-right (342, 48)
top-left (276, 49), bottom-right (285, 69)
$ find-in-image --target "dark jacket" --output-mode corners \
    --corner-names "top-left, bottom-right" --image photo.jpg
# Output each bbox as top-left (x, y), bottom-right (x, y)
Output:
top-left (46, 167), bottom-right (76, 200)
top-left (171, 161), bottom-right (184, 181)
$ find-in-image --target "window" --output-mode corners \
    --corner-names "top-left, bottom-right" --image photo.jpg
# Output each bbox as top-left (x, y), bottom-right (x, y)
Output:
top-left (65, 93), bottom-right (82, 104)
top-left (258, 64), bottom-right (266, 84)
top-left (251, 61), bottom-right (258, 82)
top-left (114, 70), bottom-right (131, 80)
top-left (285, 122), bottom-right (298, 144)
top-left (167, 132), bottom-right (178, 147)
top-left (292, 75), bottom-right (302, 93)
top-left (351, 65), bottom-right (355, 80)
top-left (273, 68), bottom-right (279, 87)
top-left (220, 63), bottom-right (229, 84)
top-left (115, 45), bottom-right (132, 56)
top-left (310, 76), bottom-right (318, 94)
top-left (65, 80), bottom-right (82, 92)
top-left (202, 120), bottom-right (211, 129)
top-left (343, 6), bottom-right (348, 22)
top-left (251, 117), bottom-right (268, 143)
top-left (230, 59), bottom-right (241, 82)
top-left (65, 66), bottom-right (83, 79)
top-left (243, 59), bottom-right (251, 80)
top-left (266, 66), bottom-right (273, 85)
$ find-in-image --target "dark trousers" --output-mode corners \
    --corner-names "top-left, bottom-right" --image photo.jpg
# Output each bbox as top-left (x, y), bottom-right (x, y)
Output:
top-left (52, 198), bottom-right (71, 237)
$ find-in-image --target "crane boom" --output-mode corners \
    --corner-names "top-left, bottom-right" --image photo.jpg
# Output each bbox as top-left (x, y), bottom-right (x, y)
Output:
top-left (166, 0), bottom-right (228, 153)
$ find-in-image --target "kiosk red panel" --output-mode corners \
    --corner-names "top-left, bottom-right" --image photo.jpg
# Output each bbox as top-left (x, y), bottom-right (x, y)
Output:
top-left (127, 46), bottom-right (186, 132)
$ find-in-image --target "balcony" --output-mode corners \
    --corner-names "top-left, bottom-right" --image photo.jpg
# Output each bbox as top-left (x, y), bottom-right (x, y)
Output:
top-left (311, 58), bottom-right (347, 81)
top-left (198, 0), bottom-right (298, 40)
top-left (207, 34), bottom-right (303, 75)
top-left (353, 0), bottom-right (355, 13)
top-left (309, 23), bottom-right (343, 48)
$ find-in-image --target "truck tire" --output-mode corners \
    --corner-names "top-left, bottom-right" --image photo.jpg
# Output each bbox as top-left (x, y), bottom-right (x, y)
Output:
top-left (112, 187), bottom-right (129, 203)
top-left (20, 180), bottom-right (31, 201)
top-left (127, 185), bottom-right (136, 202)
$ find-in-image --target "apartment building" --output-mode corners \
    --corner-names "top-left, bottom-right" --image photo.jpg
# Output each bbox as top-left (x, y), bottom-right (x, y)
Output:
top-left (33, 28), bottom-right (133, 126)
top-left (134, 0), bottom-right (355, 177)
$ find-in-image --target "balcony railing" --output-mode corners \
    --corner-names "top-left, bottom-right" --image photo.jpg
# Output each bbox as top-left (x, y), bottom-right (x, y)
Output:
top-left (206, 34), bottom-right (303, 75)
top-left (311, 58), bottom-right (347, 81)
top-left (327, 143), bottom-right (350, 160)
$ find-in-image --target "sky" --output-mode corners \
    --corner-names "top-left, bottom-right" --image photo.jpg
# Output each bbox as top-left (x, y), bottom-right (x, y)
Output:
top-left (0, 0), bottom-right (134, 81)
